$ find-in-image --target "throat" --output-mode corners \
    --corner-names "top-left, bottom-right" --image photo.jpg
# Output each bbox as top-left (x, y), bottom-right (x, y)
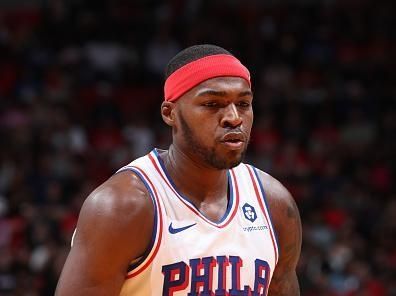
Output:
top-left (196, 189), bottom-right (231, 223)
top-left (159, 147), bottom-right (233, 223)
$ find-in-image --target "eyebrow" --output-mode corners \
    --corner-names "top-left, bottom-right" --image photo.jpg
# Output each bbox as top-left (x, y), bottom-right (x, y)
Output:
top-left (196, 89), bottom-right (253, 98)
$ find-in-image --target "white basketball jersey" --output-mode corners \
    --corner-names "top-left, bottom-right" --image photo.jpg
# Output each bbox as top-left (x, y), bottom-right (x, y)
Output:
top-left (117, 149), bottom-right (279, 296)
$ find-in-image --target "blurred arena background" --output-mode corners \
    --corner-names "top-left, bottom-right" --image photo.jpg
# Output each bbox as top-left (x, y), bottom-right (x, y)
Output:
top-left (0, 0), bottom-right (395, 295)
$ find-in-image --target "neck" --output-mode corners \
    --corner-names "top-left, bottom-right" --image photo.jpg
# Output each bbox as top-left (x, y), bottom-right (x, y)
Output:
top-left (161, 145), bottom-right (229, 203)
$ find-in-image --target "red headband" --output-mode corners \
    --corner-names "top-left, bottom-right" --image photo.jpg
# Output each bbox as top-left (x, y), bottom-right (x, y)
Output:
top-left (164, 54), bottom-right (251, 102)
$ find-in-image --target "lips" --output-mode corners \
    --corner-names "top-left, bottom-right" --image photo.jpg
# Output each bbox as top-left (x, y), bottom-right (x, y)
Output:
top-left (220, 132), bottom-right (245, 150)
top-left (220, 132), bottom-right (245, 143)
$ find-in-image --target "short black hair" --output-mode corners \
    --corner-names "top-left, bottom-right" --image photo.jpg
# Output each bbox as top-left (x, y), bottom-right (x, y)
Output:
top-left (165, 44), bottom-right (233, 79)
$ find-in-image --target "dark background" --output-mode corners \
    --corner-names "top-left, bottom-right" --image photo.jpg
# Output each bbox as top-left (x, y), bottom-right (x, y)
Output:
top-left (0, 0), bottom-right (395, 295)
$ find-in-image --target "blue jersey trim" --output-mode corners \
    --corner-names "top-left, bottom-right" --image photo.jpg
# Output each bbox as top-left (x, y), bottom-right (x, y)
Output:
top-left (153, 148), bottom-right (234, 225)
top-left (115, 167), bottom-right (159, 272)
top-left (251, 166), bottom-right (280, 257)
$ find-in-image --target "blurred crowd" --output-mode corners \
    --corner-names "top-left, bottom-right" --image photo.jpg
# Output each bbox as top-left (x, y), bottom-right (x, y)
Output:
top-left (0, 0), bottom-right (395, 295)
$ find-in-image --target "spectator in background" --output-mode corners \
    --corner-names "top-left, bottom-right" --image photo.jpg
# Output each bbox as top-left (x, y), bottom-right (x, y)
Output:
top-left (0, 0), bottom-right (395, 295)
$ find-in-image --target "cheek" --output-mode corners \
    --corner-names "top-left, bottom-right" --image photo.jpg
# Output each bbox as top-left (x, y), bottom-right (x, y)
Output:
top-left (243, 113), bottom-right (254, 130)
top-left (177, 111), bottom-right (215, 141)
top-left (199, 121), bottom-right (218, 139)
top-left (193, 112), bottom-right (218, 130)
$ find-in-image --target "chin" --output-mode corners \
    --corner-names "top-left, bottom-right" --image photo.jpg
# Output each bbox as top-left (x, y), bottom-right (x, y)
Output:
top-left (211, 154), bottom-right (244, 170)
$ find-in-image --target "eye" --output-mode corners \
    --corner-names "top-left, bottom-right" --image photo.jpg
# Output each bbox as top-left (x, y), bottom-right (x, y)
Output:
top-left (236, 101), bottom-right (251, 108)
top-left (202, 101), bottom-right (219, 107)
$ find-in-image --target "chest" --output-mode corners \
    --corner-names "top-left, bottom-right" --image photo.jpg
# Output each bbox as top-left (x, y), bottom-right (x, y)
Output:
top-left (153, 190), bottom-right (277, 295)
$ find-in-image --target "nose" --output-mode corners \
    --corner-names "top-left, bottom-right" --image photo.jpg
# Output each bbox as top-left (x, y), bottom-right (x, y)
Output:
top-left (220, 103), bottom-right (242, 128)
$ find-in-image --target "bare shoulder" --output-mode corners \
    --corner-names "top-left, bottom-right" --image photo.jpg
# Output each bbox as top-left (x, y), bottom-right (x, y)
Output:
top-left (256, 170), bottom-right (302, 296)
top-left (255, 170), bottom-right (300, 230)
top-left (56, 170), bottom-right (154, 295)
top-left (76, 169), bottom-right (154, 242)
top-left (74, 169), bottom-right (155, 262)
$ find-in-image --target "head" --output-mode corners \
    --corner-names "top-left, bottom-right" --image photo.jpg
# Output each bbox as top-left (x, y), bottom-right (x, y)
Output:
top-left (161, 44), bottom-right (253, 169)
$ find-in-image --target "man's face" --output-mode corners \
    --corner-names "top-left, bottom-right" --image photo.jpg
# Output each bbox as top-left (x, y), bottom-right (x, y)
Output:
top-left (172, 76), bottom-right (253, 169)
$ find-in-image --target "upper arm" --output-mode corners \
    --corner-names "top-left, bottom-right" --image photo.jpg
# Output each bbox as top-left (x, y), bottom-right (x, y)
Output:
top-left (55, 171), bottom-right (154, 296)
top-left (259, 171), bottom-right (302, 295)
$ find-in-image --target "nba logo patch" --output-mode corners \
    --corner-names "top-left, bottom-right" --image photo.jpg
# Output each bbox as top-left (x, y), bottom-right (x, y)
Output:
top-left (242, 203), bottom-right (257, 222)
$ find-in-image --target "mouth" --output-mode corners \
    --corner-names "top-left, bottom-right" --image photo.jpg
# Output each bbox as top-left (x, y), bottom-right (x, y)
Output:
top-left (220, 133), bottom-right (245, 150)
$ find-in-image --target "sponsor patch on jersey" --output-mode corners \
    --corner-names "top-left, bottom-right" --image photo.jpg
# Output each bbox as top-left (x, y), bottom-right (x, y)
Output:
top-left (242, 203), bottom-right (257, 222)
top-left (242, 224), bottom-right (269, 232)
top-left (241, 203), bottom-right (268, 232)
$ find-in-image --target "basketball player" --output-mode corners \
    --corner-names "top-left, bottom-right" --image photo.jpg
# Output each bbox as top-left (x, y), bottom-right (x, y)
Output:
top-left (56, 44), bottom-right (302, 295)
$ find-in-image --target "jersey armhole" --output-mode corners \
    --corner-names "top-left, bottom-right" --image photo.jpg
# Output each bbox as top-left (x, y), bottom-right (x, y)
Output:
top-left (116, 166), bottom-right (163, 278)
top-left (245, 164), bottom-right (280, 264)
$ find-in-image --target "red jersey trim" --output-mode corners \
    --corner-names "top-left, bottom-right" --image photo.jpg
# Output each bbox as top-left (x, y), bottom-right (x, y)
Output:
top-left (124, 166), bottom-right (164, 279)
top-left (245, 165), bottom-right (279, 264)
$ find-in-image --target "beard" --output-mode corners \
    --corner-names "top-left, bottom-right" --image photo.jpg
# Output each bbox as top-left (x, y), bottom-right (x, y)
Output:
top-left (178, 113), bottom-right (247, 169)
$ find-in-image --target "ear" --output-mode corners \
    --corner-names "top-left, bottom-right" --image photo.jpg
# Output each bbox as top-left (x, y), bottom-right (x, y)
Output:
top-left (161, 101), bottom-right (176, 126)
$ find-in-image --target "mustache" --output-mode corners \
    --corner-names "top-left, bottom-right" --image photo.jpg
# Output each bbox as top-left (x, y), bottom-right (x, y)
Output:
top-left (223, 127), bottom-right (244, 134)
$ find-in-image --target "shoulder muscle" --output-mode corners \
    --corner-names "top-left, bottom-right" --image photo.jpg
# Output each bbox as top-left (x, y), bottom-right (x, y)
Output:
top-left (56, 170), bottom-right (155, 296)
top-left (256, 170), bottom-right (302, 295)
